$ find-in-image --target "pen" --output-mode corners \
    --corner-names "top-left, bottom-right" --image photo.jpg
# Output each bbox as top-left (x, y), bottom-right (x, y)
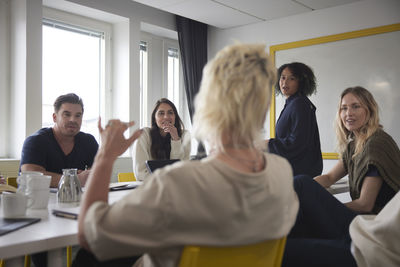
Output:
top-left (52, 210), bottom-right (78, 220)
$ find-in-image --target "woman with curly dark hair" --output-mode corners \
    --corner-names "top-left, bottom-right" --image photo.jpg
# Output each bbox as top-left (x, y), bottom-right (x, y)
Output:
top-left (267, 62), bottom-right (323, 177)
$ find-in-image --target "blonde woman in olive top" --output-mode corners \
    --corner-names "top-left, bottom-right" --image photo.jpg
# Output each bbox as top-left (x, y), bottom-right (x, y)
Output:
top-left (283, 87), bottom-right (400, 267)
top-left (77, 44), bottom-right (299, 267)
top-left (132, 98), bottom-right (191, 181)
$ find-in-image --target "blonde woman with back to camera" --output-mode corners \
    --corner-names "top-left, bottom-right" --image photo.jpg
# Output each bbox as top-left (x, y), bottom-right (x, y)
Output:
top-left (74, 44), bottom-right (299, 267)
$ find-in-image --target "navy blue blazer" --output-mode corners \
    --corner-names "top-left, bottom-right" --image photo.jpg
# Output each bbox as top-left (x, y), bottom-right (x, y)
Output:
top-left (269, 92), bottom-right (323, 177)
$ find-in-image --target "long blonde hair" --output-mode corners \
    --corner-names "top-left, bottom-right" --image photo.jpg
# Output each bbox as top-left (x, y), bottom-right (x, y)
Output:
top-left (335, 86), bottom-right (382, 157)
top-left (193, 44), bottom-right (276, 152)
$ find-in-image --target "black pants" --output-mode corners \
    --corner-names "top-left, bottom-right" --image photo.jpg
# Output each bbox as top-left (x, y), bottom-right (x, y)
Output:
top-left (72, 248), bottom-right (141, 267)
top-left (31, 252), bottom-right (49, 267)
top-left (282, 175), bottom-right (357, 267)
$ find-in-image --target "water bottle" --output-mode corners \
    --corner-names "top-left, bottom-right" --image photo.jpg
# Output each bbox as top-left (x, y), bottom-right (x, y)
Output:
top-left (57, 168), bottom-right (82, 203)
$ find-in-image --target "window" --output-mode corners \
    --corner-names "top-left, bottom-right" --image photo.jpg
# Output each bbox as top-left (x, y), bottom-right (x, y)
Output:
top-left (139, 33), bottom-right (189, 129)
top-left (166, 44), bottom-right (190, 131)
top-left (167, 47), bottom-right (180, 109)
top-left (42, 11), bottom-right (110, 143)
top-left (140, 41), bottom-right (148, 128)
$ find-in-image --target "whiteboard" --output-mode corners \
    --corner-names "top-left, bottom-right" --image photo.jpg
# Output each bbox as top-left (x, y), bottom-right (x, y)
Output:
top-left (272, 26), bottom-right (400, 155)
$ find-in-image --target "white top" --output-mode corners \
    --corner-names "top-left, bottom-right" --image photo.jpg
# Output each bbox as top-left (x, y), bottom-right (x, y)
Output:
top-left (132, 127), bottom-right (191, 181)
top-left (84, 153), bottom-right (299, 267)
top-left (350, 191), bottom-right (400, 267)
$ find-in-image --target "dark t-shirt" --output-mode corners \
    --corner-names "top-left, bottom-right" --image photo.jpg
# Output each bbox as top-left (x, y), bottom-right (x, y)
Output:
top-left (366, 165), bottom-right (396, 211)
top-left (20, 128), bottom-right (98, 174)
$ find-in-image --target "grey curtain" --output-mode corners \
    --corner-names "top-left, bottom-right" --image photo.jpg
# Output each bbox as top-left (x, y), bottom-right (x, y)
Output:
top-left (176, 15), bottom-right (208, 158)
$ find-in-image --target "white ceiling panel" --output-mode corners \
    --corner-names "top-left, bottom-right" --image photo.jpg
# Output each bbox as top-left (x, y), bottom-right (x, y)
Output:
top-left (163, 0), bottom-right (262, 28)
top-left (216, 0), bottom-right (311, 21)
top-left (296, 0), bottom-right (362, 10)
top-left (131, 0), bottom-right (365, 29)
top-left (132, 0), bottom-right (186, 9)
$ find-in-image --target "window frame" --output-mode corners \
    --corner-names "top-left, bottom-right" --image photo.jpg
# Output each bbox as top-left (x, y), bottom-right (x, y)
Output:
top-left (164, 39), bottom-right (190, 129)
top-left (42, 7), bottom-right (112, 128)
top-left (139, 32), bottom-right (188, 129)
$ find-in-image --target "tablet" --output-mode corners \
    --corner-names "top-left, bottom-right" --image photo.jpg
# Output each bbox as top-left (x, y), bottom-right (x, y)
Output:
top-left (0, 217), bottom-right (41, 236)
top-left (145, 159), bottom-right (180, 173)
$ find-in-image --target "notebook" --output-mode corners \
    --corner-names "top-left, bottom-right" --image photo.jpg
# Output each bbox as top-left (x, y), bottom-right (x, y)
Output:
top-left (145, 159), bottom-right (180, 173)
top-left (0, 217), bottom-right (41, 236)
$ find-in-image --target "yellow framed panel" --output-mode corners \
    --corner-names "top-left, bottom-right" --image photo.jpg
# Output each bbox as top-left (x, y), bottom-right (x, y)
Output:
top-left (269, 23), bottom-right (400, 160)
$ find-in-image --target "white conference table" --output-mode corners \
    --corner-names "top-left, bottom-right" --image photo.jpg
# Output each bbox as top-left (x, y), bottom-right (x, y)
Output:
top-left (0, 180), bottom-right (350, 266)
top-left (0, 184), bottom-right (137, 267)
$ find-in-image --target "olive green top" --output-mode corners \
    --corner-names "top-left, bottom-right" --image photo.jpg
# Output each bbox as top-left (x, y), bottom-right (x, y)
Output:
top-left (343, 129), bottom-right (400, 212)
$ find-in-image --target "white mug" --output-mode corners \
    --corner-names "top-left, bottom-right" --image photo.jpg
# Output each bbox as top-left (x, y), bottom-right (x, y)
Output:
top-left (26, 174), bottom-right (51, 190)
top-left (25, 175), bottom-right (51, 209)
top-left (26, 189), bottom-right (50, 209)
top-left (17, 171), bottom-right (43, 194)
top-left (1, 192), bottom-right (28, 218)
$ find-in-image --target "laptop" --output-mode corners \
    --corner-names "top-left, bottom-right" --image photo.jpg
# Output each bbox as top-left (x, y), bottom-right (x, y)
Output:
top-left (145, 159), bottom-right (180, 173)
top-left (0, 217), bottom-right (41, 236)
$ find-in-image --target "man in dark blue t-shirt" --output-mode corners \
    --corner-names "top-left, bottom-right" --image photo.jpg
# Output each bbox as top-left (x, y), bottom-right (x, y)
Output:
top-left (20, 93), bottom-right (98, 188)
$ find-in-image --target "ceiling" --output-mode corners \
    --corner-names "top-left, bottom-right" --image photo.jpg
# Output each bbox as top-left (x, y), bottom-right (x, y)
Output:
top-left (131, 0), bottom-right (363, 29)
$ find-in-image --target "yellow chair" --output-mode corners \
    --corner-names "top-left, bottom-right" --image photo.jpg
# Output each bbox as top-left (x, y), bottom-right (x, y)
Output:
top-left (118, 172), bottom-right (136, 182)
top-left (6, 176), bottom-right (18, 188)
top-left (178, 237), bottom-right (286, 267)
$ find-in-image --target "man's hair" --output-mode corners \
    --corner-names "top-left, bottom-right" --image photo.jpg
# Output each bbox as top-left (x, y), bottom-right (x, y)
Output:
top-left (53, 93), bottom-right (84, 113)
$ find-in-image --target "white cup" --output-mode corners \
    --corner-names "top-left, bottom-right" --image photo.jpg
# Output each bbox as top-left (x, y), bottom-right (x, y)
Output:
top-left (25, 175), bottom-right (51, 209)
top-left (1, 192), bottom-right (28, 218)
top-left (26, 189), bottom-right (50, 209)
top-left (26, 174), bottom-right (51, 190)
top-left (17, 171), bottom-right (43, 194)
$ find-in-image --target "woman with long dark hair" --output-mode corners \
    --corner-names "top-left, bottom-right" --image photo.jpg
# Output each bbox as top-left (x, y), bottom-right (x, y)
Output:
top-left (132, 98), bottom-right (191, 181)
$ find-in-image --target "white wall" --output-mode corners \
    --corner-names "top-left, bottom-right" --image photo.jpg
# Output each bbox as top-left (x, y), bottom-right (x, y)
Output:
top-left (208, 0), bottom-right (400, 171)
top-left (68, 0), bottom-right (176, 31)
top-left (0, 0), bottom-right (10, 157)
top-left (9, 0), bottom-right (43, 158)
top-left (209, 0), bottom-right (400, 58)
top-left (112, 20), bottom-right (130, 122)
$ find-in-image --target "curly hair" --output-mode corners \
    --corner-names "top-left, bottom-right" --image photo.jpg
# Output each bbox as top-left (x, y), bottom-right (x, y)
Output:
top-left (275, 62), bottom-right (317, 96)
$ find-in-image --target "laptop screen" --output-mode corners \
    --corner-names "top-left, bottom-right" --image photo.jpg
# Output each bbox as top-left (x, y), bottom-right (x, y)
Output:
top-left (145, 159), bottom-right (180, 173)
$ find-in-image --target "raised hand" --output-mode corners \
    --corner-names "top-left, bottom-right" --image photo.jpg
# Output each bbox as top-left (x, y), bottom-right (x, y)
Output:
top-left (98, 118), bottom-right (142, 160)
